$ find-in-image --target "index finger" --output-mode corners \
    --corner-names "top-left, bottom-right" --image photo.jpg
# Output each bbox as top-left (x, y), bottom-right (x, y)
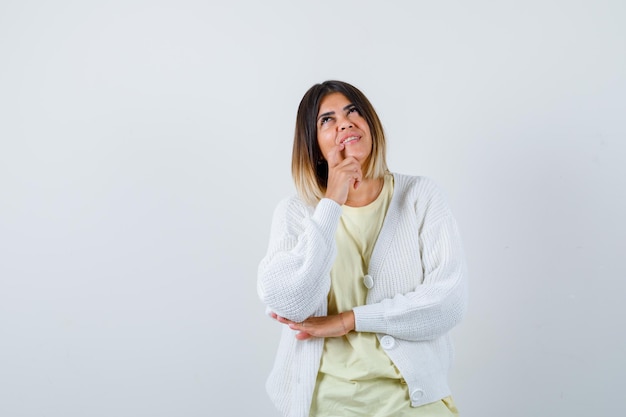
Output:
top-left (325, 142), bottom-right (345, 168)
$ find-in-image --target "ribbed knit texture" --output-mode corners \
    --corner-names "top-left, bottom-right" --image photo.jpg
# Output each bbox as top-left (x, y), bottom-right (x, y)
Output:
top-left (258, 174), bottom-right (468, 417)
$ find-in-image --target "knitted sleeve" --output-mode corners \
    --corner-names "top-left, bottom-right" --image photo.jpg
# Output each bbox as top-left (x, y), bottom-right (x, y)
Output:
top-left (353, 178), bottom-right (468, 341)
top-left (257, 196), bottom-right (343, 323)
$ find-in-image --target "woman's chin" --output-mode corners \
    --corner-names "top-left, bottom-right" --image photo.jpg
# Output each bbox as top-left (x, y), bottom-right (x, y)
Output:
top-left (344, 149), bottom-right (370, 162)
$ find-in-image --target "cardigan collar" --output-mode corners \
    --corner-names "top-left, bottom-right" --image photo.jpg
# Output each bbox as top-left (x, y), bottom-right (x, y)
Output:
top-left (368, 173), bottom-right (407, 276)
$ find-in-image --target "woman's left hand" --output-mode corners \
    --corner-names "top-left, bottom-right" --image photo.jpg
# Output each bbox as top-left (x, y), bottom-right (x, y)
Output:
top-left (270, 311), bottom-right (355, 340)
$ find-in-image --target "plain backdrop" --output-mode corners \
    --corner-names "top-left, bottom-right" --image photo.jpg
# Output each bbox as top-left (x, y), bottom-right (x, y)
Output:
top-left (1, 1), bottom-right (625, 416)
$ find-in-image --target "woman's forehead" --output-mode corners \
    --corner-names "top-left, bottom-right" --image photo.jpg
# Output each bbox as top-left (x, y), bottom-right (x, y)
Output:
top-left (318, 93), bottom-right (351, 114)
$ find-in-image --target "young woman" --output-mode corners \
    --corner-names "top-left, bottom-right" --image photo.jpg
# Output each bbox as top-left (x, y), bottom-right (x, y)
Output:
top-left (258, 80), bottom-right (468, 417)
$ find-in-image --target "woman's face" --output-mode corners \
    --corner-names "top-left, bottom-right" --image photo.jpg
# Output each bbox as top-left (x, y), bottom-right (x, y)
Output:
top-left (316, 92), bottom-right (372, 166)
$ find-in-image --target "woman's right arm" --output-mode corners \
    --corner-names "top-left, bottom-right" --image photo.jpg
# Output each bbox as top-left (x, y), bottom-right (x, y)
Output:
top-left (257, 197), bottom-right (342, 323)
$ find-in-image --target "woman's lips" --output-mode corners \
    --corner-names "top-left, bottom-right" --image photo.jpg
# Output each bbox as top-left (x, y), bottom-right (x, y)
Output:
top-left (341, 135), bottom-right (360, 145)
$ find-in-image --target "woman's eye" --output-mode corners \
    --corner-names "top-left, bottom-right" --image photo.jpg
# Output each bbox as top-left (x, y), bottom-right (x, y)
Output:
top-left (320, 117), bottom-right (331, 125)
top-left (348, 107), bottom-right (359, 115)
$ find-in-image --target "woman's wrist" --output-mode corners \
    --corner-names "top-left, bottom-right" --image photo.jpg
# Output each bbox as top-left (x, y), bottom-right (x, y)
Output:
top-left (340, 311), bottom-right (356, 334)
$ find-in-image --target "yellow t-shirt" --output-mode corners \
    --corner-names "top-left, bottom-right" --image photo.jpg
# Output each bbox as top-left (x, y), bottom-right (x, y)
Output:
top-left (309, 174), bottom-right (458, 417)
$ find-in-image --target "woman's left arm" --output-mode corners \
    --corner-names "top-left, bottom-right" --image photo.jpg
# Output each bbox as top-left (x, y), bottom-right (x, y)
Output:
top-left (353, 212), bottom-right (468, 342)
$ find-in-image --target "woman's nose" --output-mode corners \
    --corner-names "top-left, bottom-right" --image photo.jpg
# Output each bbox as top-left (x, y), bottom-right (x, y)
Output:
top-left (339, 119), bottom-right (353, 130)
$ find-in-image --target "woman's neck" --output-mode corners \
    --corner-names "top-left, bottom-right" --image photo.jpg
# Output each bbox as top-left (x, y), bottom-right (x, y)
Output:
top-left (344, 176), bottom-right (384, 207)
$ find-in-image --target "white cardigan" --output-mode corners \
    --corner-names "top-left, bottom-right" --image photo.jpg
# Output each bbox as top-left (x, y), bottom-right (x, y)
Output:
top-left (258, 173), bottom-right (468, 417)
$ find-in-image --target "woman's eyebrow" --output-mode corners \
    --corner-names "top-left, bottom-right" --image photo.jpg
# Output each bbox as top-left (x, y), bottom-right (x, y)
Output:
top-left (317, 104), bottom-right (355, 121)
top-left (317, 111), bottom-right (334, 121)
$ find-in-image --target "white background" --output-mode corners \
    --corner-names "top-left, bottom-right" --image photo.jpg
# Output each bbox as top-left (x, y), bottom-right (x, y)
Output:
top-left (1, 1), bottom-right (625, 416)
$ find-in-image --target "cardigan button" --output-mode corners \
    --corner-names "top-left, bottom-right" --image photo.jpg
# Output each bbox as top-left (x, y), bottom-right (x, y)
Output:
top-left (380, 335), bottom-right (395, 349)
top-left (363, 274), bottom-right (374, 289)
top-left (410, 388), bottom-right (425, 402)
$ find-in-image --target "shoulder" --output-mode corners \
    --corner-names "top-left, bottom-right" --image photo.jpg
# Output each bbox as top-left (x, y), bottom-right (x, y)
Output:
top-left (390, 172), bottom-right (452, 223)
top-left (391, 172), bottom-right (446, 200)
top-left (272, 194), bottom-right (315, 222)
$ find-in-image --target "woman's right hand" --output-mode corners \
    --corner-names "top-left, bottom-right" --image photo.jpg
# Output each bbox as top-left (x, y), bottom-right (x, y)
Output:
top-left (324, 143), bottom-right (362, 205)
top-left (270, 311), bottom-right (355, 340)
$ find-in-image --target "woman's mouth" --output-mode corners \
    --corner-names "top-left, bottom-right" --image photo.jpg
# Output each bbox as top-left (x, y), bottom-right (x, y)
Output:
top-left (341, 136), bottom-right (360, 145)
